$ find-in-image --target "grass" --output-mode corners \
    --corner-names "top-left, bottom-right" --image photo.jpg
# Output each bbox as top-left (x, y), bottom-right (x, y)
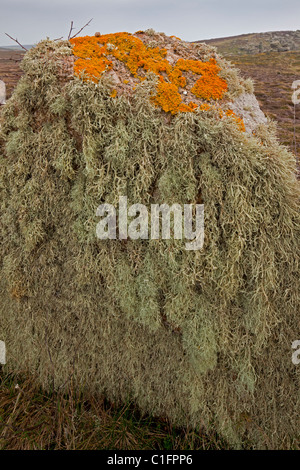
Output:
top-left (0, 368), bottom-right (230, 450)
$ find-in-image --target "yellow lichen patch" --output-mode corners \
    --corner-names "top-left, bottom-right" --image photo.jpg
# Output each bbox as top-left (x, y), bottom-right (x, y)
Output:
top-left (70, 33), bottom-right (230, 118)
top-left (110, 89), bottom-right (117, 98)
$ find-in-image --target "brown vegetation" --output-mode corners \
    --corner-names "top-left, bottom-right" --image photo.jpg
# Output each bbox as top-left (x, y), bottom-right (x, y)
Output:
top-left (0, 49), bottom-right (24, 99)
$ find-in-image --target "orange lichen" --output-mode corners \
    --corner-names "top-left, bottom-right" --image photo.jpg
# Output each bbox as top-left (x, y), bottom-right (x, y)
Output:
top-left (70, 33), bottom-right (230, 117)
top-left (171, 58), bottom-right (228, 101)
top-left (225, 109), bottom-right (246, 132)
top-left (178, 102), bottom-right (199, 112)
top-left (199, 103), bottom-right (211, 111)
top-left (110, 89), bottom-right (117, 98)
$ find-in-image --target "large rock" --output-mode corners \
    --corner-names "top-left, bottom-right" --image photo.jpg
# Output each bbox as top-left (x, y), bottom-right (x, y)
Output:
top-left (0, 33), bottom-right (299, 449)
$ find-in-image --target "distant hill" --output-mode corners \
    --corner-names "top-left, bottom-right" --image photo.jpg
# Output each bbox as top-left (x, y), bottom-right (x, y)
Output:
top-left (196, 30), bottom-right (300, 55)
top-left (0, 49), bottom-right (25, 98)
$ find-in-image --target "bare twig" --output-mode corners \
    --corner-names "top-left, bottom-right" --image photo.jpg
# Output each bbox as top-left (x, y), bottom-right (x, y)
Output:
top-left (4, 33), bottom-right (27, 51)
top-left (70, 18), bottom-right (93, 39)
top-left (53, 37), bottom-right (64, 41)
top-left (67, 21), bottom-right (75, 40)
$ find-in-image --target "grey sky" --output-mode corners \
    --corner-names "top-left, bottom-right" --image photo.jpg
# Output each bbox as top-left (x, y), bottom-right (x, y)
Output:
top-left (1, 0), bottom-right (299, 46)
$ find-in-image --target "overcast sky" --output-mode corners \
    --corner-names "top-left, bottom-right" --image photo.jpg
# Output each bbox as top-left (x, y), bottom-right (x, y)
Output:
top-left (1, 0), bottom-right (300, 46)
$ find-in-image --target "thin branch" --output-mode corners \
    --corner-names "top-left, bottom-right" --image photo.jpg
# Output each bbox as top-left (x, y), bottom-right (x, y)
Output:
top-left (67, 21), bottom-right (75, 40)
top-left (70, 18), bottom-right (93, 39)
top-left (53, 36), bottom-right (63, 41)
top-left (4, 33), bottom-right (27, 51)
